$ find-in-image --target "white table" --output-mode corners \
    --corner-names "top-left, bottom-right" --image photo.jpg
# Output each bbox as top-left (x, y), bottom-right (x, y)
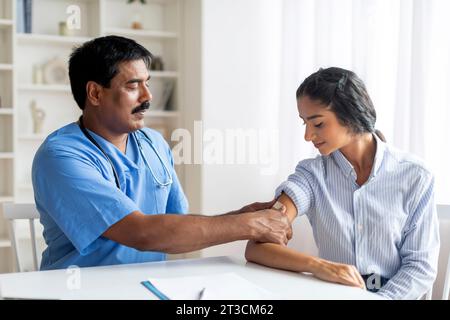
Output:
top-left (0, 256), bottom-right (382, 300)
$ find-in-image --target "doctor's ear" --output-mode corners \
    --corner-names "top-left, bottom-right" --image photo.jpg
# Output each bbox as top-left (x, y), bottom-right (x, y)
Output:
top-left (86, 81), bottom-right (104, 106)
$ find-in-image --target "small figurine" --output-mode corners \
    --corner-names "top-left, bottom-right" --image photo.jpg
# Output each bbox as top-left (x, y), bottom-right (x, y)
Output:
top-left (131, 16), bottom-right (143, 30)
top-left (59, 21), bottom-right (74, 36)
top-left (42, 57), bottom-right (70, 85)
top-left (30, 100), bottom-right (46, 134)
top-left (151, 56), bottom-right (164, 71)
top-left (33, 64), bottom-right (44, 84)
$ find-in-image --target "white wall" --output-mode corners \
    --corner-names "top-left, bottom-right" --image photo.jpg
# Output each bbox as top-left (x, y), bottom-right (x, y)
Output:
top-left (182, 0), bottom-right (203, 215)
top-left (199, 0), bottom-right (284, 257)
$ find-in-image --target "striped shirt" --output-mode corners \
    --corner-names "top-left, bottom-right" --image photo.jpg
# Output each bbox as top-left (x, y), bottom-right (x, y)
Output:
top-left (275, 134), bottom-right (440, 299)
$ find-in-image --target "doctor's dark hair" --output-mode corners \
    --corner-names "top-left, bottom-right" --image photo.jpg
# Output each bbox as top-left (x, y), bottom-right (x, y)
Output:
top-left (296, 67), bottom-right (386, 142)
top-left (69, 35), bottom-right (153, 110)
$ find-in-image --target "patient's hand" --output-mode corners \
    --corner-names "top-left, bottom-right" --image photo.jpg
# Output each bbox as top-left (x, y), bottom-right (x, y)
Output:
top-left (310, 258), bottom-right (366, 289)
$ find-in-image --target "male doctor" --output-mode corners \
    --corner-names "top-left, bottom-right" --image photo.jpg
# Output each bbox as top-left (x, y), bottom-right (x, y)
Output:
top-left (32, 36), bottom-right (291, 270)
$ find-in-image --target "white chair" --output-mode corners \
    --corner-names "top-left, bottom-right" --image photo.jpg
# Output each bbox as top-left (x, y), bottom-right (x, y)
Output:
top-left (442, 254), bottom-right (450, 300)
top-left (1, 203), bottom-right (40, 272)
top-left (437, 204), bottom-right (450, 300)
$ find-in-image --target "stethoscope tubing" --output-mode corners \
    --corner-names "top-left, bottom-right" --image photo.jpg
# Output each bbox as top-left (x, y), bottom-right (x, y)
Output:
top-left (78, 116), bottom-right (172, 189)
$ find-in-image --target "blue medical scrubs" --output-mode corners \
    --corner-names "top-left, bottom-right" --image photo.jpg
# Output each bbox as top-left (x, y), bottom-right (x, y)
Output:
top-left (32, 123), bottom-right (188, 270)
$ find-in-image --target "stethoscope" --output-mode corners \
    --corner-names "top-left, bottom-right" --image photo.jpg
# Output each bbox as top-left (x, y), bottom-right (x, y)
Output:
top-left (78, 116), bottom-right (173, 189)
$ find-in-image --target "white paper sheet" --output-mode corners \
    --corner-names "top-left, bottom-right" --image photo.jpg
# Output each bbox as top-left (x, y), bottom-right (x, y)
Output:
top-left (146, 272), bottom-right (273, 300)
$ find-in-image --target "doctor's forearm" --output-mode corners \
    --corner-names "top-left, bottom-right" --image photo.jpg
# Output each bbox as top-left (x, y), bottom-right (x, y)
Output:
top-left (138, 213), bottom-right (254, 253)
top-left (103, 210), bottom-right (290, 253)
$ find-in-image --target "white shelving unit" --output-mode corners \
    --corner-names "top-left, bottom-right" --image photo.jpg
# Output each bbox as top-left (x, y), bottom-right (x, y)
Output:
top-left (0, 63), bottom-right (13, 71)
top-left (0, 152), bottom-right (14, 159)
top-left (0, 0), bottom-right (185, 273)
top-left (0, 238), bottom-right (11, 248)
top-left (17, 134), bottom-right (46, 141)
top-left (0, 18), bottom-right (12, 28)
top-left (17, 33), bottom-right (92, 45)
top-left (104, 27), bottom-right (178, 39)
top-left (18, 84), bottom-right (72, 92)
top-left (145, 110), bottom-right (179, 118)
top-left (0, 108), bottom-right (13, 114)
top-left (150, 70), bottom-right (178, 78)
top-left (0, 0), bottom-right (14, 273)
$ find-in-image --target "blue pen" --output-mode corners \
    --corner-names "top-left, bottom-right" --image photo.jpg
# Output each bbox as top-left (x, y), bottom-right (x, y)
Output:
top-left (198, 287), bottom-right (206, 300)
top-left (141, 281), bottom-right (170, 300)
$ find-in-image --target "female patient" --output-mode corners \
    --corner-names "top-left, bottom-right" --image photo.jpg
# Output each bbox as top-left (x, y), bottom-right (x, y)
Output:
top-left (245, 67), bottom-right (440, 299)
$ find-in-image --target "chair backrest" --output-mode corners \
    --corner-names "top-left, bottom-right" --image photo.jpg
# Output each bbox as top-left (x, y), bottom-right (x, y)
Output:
top-left (437, 204), bottom-right (450, 300)
top-left (1, 203), bottom-right (40, 272)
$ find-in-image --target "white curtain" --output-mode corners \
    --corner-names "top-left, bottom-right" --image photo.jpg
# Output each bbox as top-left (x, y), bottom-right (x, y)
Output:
top-left (277, 0), bottom-right (450, 205)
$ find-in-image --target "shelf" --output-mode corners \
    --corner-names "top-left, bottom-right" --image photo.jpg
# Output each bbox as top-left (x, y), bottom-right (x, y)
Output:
top-left (0, 196), bottom-right (14, 202)
top-left (0, 238), bottom-right (11, 248)
top-left (121, 0), bottom-right (176, 4)
top-left (0, 109), bottom-right (13, 115)
top-left (0, 19), bottom-right (13, 29)
top-left (145, 110), bottom-right (180, 118)
top-left (18, 135), bottom-right (46, 141)
top-left (17, 33), bottom-right (92, 46)
top-left (19, 84), bottom-right (71, 93)
top-left (18, 184), bottom-right (33, 190)
top-left (104, 27), bottom-right (178, 39)
top-left (151, 71), bottom-right (178, 78)
top-left (0, 153), bottom-right (14, 159)
top-left (0, 63), bottom-right (13, 71)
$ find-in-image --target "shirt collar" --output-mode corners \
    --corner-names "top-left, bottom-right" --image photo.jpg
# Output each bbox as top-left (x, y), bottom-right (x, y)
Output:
top-left (332, 148), bottom-right (354, 178)
top-left (371, 133), bottom-right (386, 178)
top-left (83, 128), bottom-right (139, 170)
top-left (331, 133), bottom-right (386, 179)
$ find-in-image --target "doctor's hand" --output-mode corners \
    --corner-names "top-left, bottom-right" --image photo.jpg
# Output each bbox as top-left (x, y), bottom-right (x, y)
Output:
top-left (245, 207), bottom-right (292, 245)
top-left (232, 199), bottom-right (285, 215)
top-left (310, 258), bottom-right (366, 289)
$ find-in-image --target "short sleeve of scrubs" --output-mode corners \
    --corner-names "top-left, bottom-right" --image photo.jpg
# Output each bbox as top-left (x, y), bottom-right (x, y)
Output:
top-left (275, 160), bottom-right (315, 216)
top-left (33, 145), bottom-right (139, 255)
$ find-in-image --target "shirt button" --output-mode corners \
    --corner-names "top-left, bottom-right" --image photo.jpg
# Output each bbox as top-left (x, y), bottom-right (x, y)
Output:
top-left (358, 224), bottom-right (363, 231)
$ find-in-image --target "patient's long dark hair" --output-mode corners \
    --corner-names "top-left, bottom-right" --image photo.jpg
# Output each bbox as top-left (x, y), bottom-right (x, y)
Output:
top-left (296, 67), bottom-right (386, 142)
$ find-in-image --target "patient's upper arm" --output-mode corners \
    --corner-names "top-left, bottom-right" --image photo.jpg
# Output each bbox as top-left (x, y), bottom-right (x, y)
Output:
top-left (275, 192), bottom-right (298, 223)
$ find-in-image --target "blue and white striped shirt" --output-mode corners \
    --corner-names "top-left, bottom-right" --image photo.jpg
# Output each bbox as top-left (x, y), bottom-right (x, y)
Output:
top-left (275, 134), bottom-right (440, 299)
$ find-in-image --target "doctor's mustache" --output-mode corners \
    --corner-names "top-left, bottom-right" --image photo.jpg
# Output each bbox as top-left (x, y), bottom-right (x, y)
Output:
top-left (131, 101), bottom-right (151, 114)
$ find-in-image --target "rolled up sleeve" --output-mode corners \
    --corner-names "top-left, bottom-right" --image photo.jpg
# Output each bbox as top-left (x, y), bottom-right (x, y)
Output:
top-left (275, 161), bottom-right (315, 216)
